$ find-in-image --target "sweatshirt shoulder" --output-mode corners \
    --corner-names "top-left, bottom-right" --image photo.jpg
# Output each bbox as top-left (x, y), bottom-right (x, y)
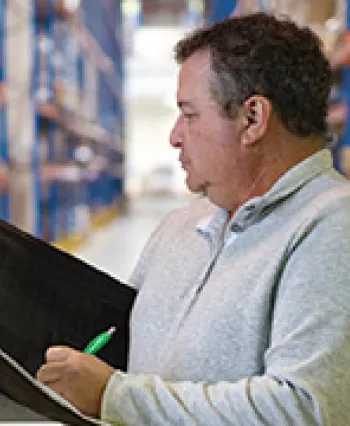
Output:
top-left (286, 172), bottom-right (350, 221)
top-left (307, 178), bottom-right (350, 218)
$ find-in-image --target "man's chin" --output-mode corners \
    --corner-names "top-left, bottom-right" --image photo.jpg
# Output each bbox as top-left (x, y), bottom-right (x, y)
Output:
top-left (186, 178), bottom-right (208, 195)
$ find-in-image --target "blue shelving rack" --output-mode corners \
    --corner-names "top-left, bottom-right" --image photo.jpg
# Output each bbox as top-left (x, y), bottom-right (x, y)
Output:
top-left (29, 0), bottom-right (126, 246)
top-left (206, 0), bottom-right (237, 24)
top-left (0, 0), bottom-right (9, 222)
top-left (37, 0), bottom-right (57, 241)
top-left (341, 0), bottom-right (350, 174)
top-left (82, 0), bottom-right (125, 221)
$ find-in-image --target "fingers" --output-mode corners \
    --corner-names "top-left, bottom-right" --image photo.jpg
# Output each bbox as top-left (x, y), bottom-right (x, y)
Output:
top-left (45, 346), bottom-right (71, 362)
top-left (35, 346), bottom-right (116, 417)
top-left (36, 346), bottom-right (75, 384)
top-left (36, 362), bottom-right (64, 384)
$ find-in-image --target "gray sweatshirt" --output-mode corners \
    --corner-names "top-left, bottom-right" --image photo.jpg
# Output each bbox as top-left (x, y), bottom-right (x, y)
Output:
top-left (101, 149), bottom-right (350, 425)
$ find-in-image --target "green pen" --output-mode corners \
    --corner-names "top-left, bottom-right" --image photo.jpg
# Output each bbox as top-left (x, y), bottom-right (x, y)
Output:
top-left (83, 326), bottom-right (116, 355)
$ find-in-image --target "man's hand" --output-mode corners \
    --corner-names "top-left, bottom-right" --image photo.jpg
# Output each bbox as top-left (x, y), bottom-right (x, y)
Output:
top-left (36, 346), bottom-right (116, 417)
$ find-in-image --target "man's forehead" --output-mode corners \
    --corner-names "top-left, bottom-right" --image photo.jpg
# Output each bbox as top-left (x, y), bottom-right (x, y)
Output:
top-left (177, 51), bottom-right (212, 100)
top-left (180, 50), bottom-right (211, 79)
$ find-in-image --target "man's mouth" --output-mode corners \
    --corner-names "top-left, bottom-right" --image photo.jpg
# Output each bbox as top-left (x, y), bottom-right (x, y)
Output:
top-left (179, 156), bottom-right (189, 169)
top-left (180, 161), bottom-right (189, 170)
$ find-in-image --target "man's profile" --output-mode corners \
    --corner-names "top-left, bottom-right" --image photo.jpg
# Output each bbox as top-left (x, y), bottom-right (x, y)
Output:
top-left (37, 13), bottom-right (350, 425)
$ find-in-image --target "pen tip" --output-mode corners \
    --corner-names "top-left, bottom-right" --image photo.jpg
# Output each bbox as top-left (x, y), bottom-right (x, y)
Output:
top-left (107, 326), bottom-right (116, 335)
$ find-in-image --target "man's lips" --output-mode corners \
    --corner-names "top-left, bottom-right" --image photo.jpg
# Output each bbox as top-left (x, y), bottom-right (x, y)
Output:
top-left (179, 156), bottom-right (189, 169)
top-left (181, 161), bottom-right (189, 170)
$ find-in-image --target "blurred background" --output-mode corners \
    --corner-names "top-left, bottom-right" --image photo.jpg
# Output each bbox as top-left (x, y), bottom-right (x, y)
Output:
top-left (0, 0), bottom-right (349, 280)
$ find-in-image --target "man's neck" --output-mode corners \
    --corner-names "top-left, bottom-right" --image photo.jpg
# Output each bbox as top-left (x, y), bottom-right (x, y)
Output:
top-left (227, 138), bottom-right (324, 220)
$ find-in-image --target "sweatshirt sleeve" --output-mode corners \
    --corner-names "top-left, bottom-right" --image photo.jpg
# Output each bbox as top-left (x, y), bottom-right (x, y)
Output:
top-left (100, 203), bottom-right (350, 426)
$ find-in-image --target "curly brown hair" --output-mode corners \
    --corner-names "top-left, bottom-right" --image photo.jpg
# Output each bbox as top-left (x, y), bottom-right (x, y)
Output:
top-left (174, 13), bottom-right (332, 138)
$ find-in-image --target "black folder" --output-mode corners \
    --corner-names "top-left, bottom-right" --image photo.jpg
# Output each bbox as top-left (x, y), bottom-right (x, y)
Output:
top-left (0, 219), bottom-right (137, 423)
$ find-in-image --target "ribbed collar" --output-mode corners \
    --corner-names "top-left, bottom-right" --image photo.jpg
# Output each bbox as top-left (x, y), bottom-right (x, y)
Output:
top-left (196, 149), bottom-right (333, 239)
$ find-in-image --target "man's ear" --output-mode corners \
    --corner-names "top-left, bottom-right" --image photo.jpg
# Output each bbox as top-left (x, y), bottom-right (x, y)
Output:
top-left (241, 95), bottom-right (272, 146)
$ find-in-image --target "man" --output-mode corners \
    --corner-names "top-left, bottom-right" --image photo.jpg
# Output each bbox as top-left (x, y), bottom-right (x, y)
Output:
top-left (37, 13), bottom-right (350, 425)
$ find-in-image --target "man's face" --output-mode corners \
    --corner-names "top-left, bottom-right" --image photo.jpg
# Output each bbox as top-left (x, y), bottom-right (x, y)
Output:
top-left (170, 50), bottom-right (248, 209)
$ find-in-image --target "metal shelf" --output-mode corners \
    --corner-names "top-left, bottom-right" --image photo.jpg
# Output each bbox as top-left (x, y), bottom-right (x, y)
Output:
top-left (1, 0), bottom-right (125, 245)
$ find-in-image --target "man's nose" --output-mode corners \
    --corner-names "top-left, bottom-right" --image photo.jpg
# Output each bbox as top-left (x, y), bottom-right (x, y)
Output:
top-left (170, 116), bottom-right (183, 148)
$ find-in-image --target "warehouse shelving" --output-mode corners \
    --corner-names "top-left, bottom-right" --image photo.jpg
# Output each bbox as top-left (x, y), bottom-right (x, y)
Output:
top-left (0, 0), bottom-right (10, 221)
top-left (1, 0), bottom-right (125, 248)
